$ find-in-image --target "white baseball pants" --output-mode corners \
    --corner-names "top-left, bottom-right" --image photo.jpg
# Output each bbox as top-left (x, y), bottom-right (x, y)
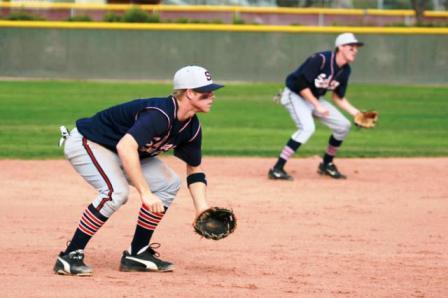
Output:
top-left (63, 128), bottom-right (180, 218)
top-left (280, 87), bottom-right (351, 143)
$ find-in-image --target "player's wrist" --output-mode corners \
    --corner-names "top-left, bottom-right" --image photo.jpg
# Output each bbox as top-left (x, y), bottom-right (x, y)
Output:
top-left (349, 107), bottom-right (360, 116)
top-left (196, 205), bottom-right (209, 216)
top-left (139, 189), bottom-right (154, 200)
top-left (187, 172), bottom-right (207, 187)
top-left (313, 102), bottom-right (322, 109)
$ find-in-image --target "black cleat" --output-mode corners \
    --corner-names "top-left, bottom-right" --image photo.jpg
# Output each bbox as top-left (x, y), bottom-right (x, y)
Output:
top-left (318, 162), bottom-right (347, 179)
top-left (120, 243), bottom-right (174, 272)
top-left (53, 249), bottom-right (93, 276)
top-left (268, 168), bottom-right (293, 181)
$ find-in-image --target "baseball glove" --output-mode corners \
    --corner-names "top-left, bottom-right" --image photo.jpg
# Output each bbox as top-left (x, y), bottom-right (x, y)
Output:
top-left (354, 111), bottom-right (379, 128)
top-left (193, 207), bottom-right (237, 240)
top-left (272, 89), bottom-right (282, 104)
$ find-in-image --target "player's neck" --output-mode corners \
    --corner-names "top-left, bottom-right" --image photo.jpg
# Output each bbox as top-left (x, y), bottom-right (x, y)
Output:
top-left (335, 51), bottom-right (349, 67)
top-left (175, 96), bottom-right (196, 121)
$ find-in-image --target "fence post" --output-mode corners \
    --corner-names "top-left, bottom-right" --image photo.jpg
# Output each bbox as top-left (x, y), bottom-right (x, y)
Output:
top-left (377, 0), bottom-right (384, 9)
top-left (318, 12), bottom-right (324, 26)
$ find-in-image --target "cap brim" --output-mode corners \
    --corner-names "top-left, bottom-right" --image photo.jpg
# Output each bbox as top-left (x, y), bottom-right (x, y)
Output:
top-left (193, 83), bottom-right (224, 93)
top-left (346, 42), bottom-right (364, 47)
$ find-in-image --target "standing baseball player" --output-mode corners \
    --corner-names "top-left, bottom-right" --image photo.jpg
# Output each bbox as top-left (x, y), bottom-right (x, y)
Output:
top-left (54, 65), bottom-right (224, 276)
top-left (268, 33), bottom-right (364, 180)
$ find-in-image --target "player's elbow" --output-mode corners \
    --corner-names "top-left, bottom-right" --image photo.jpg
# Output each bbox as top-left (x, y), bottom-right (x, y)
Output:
top-left (116, 134), bottom-right (138, 154)
top-left (116, 141), bottom-right (126, 156)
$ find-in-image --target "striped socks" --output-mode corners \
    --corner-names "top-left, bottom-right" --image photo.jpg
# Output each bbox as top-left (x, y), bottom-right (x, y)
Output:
top-left (274, 138), bottom-right (301, 170)
top-left (63, 204), bottom-right (167, 256)
top-left (65, 204), bottom-right (108, 254)
top-left (323, 135), bottom-right (343, 164)
top-left (130, 206), bottom-right (166, 255)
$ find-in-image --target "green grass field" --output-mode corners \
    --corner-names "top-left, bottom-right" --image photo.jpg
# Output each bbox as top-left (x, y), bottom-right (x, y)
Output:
top-left (0, 80), bottom-right (447, 159)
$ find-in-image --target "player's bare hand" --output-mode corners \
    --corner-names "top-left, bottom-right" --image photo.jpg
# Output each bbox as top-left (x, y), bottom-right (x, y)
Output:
top-left (141, 193), bottom-right (164, 213)
top-left (315, 104), bottom-right (330, 117)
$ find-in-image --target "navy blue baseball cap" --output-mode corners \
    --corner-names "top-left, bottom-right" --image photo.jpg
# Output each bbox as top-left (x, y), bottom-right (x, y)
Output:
top-left (173, 66), bottom-right (224, 92)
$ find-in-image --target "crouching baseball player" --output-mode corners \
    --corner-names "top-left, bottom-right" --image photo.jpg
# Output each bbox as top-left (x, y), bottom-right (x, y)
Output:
top-left (54, 65), bottom-right (224, 276)
top-left (269, 33), bottom-right (365, 181)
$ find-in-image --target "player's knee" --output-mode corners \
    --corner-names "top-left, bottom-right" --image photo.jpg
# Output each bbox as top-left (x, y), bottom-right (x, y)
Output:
top-left (294, 126), bottom-right (315, 143)
top-left (110, 188), bottom-right (130, 208)
top-left (304, 126), bottom-right (316, 137)
top-left (292, 122), bottom-right (316, 140)
top-left (334, 120), bottom-right (351, 139)
top-left (341, 119), bottom-right (352, 134)
top-left (94, 187), bottom-right (129, 217)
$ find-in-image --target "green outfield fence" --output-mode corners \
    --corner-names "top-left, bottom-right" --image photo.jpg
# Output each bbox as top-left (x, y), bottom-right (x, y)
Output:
top-left (0, 21), bottom-right (447, 84)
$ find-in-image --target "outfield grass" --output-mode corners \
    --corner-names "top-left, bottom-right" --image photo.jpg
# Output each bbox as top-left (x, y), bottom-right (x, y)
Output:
top-left (0, 80), bottom-right (447, 159)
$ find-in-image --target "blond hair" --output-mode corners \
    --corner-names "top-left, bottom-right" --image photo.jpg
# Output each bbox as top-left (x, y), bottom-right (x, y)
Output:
top-left (172, 89), bottom-right (187, 98)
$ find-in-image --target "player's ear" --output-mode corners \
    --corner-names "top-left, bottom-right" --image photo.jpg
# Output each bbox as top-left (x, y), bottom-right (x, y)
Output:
top-left (185, 89), bottom-right (195, 100)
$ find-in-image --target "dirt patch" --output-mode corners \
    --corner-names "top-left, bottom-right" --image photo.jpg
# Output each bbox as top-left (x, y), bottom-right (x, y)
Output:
top-left (1, 157), bottom-right (447, 297)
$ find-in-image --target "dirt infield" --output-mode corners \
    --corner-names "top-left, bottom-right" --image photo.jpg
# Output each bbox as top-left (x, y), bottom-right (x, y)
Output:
top-left (1, 157), bottom-right (447, 297)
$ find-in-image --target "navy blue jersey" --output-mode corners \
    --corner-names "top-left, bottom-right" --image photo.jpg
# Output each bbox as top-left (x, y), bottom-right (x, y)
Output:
top-left (76, 96), bottom-right (202, 166)
top-left (285, 50), bottom-right (351, 99)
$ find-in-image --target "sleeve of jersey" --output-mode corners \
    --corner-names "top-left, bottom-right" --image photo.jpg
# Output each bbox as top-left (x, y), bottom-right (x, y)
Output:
top-left (174, 126), bottom-right (202, 167)
top-left (127, 109), bottom-right (169, 147)
top-left (295, 55), bottom-right (324, 92)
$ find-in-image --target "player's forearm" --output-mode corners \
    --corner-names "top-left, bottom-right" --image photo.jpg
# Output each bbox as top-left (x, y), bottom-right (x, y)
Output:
top-left (117, 135), bottom-right (151, 196)
top-left (188, 183), bottom-right (209, 216)
top-left (332, 95), bottom-right (360, 116)
top-left (186, 165), bottom-right (209, 215)
top-left (299, 88), bottom-right (321, 108)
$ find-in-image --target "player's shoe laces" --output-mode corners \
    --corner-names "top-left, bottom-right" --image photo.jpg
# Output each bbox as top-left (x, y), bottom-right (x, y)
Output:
top-left (119, 243), bottom-right (174, 272)
top-left (53, 249), bottom-right (93, 276)
top-left (268, 167), bottom-right (293, 181)
top-left (318, 162), bottom-right (347, 179)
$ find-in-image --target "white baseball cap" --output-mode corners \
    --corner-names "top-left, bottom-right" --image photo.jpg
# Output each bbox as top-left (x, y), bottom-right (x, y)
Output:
top-left (335, 33), bottom-right (364, 47)
top-left (173, 65), bottom-right (224, 93)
